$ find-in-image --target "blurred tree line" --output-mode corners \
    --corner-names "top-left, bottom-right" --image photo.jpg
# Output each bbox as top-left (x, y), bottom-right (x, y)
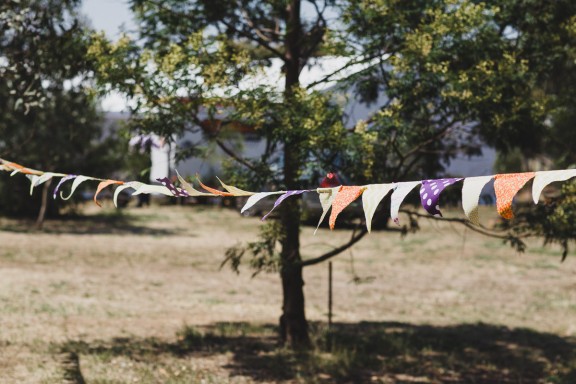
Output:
top-left (0, 0), bottom-right (130, 223)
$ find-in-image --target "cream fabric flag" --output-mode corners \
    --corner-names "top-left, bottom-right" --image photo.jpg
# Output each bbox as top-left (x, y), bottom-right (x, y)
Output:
top-left (114, 181), bottom-right (144, 208)
top-left (241, 191), bottom-right (284, 214)
top-left (132, 184), bottom-right (173, 196)
top-left (390, 181), bottom-right (419, 225)
top-left (26, 175), bottom-right (40, 195)
top-left (60, 175), bottom-right (95, 200)
top-left (33, 172), bottom-right (62, 188)
top-left (362, 183), bottom-right (394, 232)
top-left (315, 187), bottom-right (339, 234)
top-left (532, 169), bottom-right (576, 204)
top-left (461, 176), bottom-right (493, 225)
top-left (216, 176), bottom-right (255, 196)
top-left (176, 170), bottom-right (214, 196)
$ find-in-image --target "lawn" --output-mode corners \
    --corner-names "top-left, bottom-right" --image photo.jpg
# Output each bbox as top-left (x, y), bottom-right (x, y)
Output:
top-left (0, 201), bottom-right (575, 383)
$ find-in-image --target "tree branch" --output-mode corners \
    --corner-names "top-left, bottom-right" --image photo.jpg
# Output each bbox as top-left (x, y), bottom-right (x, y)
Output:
top-left (214, 138), bottom-right (258, 172)
top-left (301, 223), bottom-right (409, 267)
top-left (219, 19), bottom-right (285, 60)
top-left (301, 225), bottom-right (369, 267)
top-left (305, 54), bottom-right (380, 90)
top-left (399, 209), bottom-right (518, 241)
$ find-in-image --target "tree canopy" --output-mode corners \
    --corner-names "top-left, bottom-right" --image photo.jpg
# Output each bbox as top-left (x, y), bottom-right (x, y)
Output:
top-left (0, 0), bottom-right (125, 220)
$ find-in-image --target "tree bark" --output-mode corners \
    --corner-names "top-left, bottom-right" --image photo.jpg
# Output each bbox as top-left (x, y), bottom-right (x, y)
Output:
top-left (278, 0), bottom-right (310, 348)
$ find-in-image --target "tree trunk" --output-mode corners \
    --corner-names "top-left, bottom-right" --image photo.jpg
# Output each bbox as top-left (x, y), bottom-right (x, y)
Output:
top-left (278, 0), bottom-right (310, 348)
top-left (36, 179), bottom-right (52, 230)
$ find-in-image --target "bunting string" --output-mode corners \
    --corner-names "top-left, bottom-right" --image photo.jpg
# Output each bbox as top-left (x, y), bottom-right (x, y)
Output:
top-left (2, 157), bottom-right (575, 232)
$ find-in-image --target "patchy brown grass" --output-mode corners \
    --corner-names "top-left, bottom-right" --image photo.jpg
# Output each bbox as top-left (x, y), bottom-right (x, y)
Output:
top-left (0, 202), bottom-right (575, 383)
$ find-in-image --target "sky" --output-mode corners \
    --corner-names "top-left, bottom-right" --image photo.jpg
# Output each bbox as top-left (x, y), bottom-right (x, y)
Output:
top-left (81, 0), bottom-right (135, 39)
top-left (80, 0), bottom-right (136, 111)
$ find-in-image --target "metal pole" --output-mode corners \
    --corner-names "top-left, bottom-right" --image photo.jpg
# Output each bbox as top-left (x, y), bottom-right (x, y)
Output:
top-left (328, 261), bottom-right (333, 328)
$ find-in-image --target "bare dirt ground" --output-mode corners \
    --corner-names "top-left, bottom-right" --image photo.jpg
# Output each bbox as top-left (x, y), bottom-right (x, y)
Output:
top-left (0, 201), bottom-right (575, 383)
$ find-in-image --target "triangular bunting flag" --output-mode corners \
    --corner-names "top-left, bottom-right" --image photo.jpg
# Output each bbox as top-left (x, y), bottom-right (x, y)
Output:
top-left (157, 177), bottom-right (190, 197)
top-left (216, 176), bottom-right (255, 196)
top-left (329, 186), bottom-right (365, 230)
top-left (362, 184), bottom-right (394, 233)
top-left (390, 181), bottom-right (419, 225)
top-left (461, 176), bottom-right (493, 225)
top-left (113, 181), bottom-right (143, 208)
top-left (26, 175), bottom-right (40, 195)
top-left (241, 191), bottom-right (284, 214)
top-left (532, 169), bottom-right (576, 204)
top-left (94, 180), bottom-right (124, 207)
top-left (60, 175), bottom-right (95, 200)
top-left (196, 175), bottom-right (233, 196)
top-left (315, 187), bottom-right (339, 234)
top-left (262, 190), bottom-right (309, 220)
top-left (494, 172), bottom-right (535, 219)
top-left (132, 184), bottom-right (174, 196)
top-left (419, 178), bottom-right (462, 217)
top-left (175, 170), bottom-right (214, 197)
top-left (53, 175), bottom-right (77, 199)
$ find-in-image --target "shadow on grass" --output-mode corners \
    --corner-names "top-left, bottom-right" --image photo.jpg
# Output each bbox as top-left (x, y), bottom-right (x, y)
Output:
top-left (58, 321), bottom-right (576, 383)
top-left (0, 210), bottom-right (189, 236)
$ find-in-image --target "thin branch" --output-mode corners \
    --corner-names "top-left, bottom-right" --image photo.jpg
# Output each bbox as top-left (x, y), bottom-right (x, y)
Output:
top-left (399, 209), bottom-right (517, 240)
top-left (305, 54), bottom-right (380, 90)
top-left (219, 19), bottom-right (284, 59)
top-left (214, 138), bottom-right (258, 172)
top-left (239, 3), bottom-right (275, 43)
top-left (301, 225), bottom-right (369, 267)
top-left (301, 223), bottom-right (407, 267)
top-left (301, 0), bottom-right (327, 60)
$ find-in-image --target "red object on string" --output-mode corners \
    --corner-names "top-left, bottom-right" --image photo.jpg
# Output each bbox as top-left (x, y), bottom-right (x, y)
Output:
top-left (319, 172), bottom-right (341, 188)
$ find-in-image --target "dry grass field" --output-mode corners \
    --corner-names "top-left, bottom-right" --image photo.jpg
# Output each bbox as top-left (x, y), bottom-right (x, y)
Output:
top-left (0, 201), bottom-right (575, 383)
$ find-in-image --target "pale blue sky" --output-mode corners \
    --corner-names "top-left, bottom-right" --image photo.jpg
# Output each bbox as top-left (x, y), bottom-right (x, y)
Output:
top-left (81, 0), bottom-right (135, 39)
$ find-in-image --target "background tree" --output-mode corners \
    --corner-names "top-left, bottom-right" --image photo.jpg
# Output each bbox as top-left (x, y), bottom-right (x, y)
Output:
top-left (89, 0), bottom-right (576, 347)
top-left (0, 0), bottom-right (126, 225)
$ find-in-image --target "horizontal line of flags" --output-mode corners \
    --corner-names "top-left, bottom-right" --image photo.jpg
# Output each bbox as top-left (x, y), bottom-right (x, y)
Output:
top-left (2, 158), bottom-right (575, 232)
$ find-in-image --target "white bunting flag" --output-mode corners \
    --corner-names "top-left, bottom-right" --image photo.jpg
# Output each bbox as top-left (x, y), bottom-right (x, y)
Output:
top-left (132, 184), bottom-right (173, 196)
top-left (461, 175), bottom-right (493, 225)
top-left (390, 181), bottom-right (419, 225)
top-left (315, 187), bottom-right (339, 234)
top-left (532, 169), bottom-right (576, 204)
top-left (26, 175), bottom-right (40, 195)
top-left (241, 191), bottom-right (284, 214)
top-left (362, 184), bottom-right (394, 232)
top-left (113, 182), bottom-right (144, 208)
top-left (60, 175), bottom-right (96, 200)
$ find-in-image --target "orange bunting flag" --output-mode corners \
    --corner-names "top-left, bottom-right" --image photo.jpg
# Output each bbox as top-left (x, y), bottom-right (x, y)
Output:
top-left (4, 161), bottom-right (37, 175)
top-left (94, 180), bottom-right (124, 207)
top-left (329, 186), bottom-right (365, 230)
top-left (196, 175), bottom-right (233, 196)
top-left (494, 172), bottom-right (535, 219)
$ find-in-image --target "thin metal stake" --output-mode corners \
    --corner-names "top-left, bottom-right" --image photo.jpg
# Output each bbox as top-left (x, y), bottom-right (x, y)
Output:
top-left (328, 261), bottom-right (333, 328)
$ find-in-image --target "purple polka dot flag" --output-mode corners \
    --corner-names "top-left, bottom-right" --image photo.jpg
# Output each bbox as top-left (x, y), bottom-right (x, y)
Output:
top-left (156, 177), bottom-right (190, 197)
top-left (419, 178), bottom-right (462, 217)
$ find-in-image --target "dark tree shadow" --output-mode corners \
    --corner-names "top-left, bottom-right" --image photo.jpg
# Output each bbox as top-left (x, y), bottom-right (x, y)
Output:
top-left (58, 321), bottom-right (576, 383)
top-left (0, 211), bottom-right (190, 236)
